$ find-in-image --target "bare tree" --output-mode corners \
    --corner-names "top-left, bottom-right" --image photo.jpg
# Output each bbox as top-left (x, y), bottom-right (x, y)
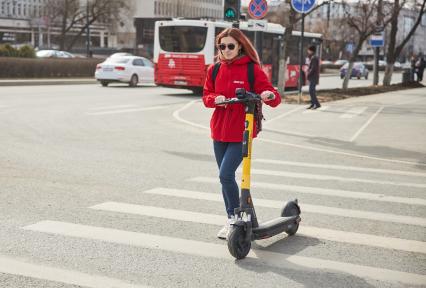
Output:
top-left (43, 0), bottom-right (130, 51)
top-left (383, 0), bottom-right (426, 85)
top-left (341, 0), bottom-right (392, 90)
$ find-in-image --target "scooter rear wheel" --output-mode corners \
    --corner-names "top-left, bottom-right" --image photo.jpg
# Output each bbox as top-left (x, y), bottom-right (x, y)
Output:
top-left (227, 226), bottom-right (251, 259)
top-left (281, 200), bottom-right (301, 236)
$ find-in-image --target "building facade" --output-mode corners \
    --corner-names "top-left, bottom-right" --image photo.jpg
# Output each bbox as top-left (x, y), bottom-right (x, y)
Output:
top-left (0, 0), bottom-right (224, 56)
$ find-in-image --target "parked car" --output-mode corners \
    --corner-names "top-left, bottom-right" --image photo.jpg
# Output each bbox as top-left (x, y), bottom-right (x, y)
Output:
top-left (334, 59), bottom-right (348, 66)
top-left (321, 60), bottom-right (333, 65)
top-left (95, 56), bottom-right (154, 87)
top-left (340, 62), bottom-right (369, 79)
top-left (36, 50), bottom-right (75, 58)
top-left (107, 52), bottom-right (133, 59)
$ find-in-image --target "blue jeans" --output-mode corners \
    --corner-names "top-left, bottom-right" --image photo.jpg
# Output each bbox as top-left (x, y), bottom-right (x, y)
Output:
top-left (213, 141), bottom-right (243, 218)
top-left (309, 81), bottom-right (320, 106)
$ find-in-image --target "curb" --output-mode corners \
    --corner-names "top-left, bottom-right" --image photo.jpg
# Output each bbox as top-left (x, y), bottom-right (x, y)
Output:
top-left (0, 79), bottom-right (97, 86)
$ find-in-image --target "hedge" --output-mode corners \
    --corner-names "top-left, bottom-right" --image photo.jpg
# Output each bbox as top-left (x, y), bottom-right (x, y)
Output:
top-left (0, 57), bottom-right (103, 78)
top-left (0, 44), bottom-right (36, 58)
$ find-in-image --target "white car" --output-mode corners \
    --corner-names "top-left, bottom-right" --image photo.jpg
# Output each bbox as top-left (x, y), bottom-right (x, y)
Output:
top-left (36, 50), bottom-right (75, 58)
top-left (95, 56), bottom-right (154, 87)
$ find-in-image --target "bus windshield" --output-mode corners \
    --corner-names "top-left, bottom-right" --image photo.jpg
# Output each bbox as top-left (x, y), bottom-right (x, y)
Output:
top-left (159, 26), bottom-right (208, 53)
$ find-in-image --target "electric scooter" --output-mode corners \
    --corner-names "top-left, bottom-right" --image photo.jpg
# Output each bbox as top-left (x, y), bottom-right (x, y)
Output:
top-left (218, 88), bottom-right (301, 260)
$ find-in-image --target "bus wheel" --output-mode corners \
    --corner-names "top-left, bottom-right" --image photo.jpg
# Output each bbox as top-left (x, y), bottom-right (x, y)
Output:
top-left (190, 87), bottom-right (203, 95)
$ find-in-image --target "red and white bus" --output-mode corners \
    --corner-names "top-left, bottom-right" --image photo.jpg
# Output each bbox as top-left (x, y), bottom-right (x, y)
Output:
top-left (153, 19), bottom-right (322, 94)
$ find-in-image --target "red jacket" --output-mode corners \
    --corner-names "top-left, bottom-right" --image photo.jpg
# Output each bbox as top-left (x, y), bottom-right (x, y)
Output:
top-left (203, 55), bottom-right (281, 142)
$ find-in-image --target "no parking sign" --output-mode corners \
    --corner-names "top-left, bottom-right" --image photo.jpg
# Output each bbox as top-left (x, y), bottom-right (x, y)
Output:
top-left (248, 0), bottom-right (268, 19)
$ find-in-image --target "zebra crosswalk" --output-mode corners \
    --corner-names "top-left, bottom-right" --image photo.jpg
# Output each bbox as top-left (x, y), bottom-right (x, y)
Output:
top-left (3, 158), bottom-right (426, 287)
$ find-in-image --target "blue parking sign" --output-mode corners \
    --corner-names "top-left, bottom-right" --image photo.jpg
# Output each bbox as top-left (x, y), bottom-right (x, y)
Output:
top-left (291, 0), bottom-right (318, 14)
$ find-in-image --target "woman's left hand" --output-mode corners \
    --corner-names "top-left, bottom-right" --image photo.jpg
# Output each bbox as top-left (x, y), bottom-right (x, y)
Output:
top-left (260, 91), bottom-right (275, 102)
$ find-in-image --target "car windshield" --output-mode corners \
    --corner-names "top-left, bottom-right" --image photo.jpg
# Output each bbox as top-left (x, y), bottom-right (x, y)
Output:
top-left (159, 26), bottom-right (207, 52)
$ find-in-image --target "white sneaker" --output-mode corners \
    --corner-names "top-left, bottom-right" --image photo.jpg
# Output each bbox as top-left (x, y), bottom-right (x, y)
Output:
top-left (217, 218), bottom-right (234, 240)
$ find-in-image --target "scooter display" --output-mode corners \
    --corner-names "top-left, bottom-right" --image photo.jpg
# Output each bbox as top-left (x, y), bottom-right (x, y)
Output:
top-left (218, 88), bottom-right (301, 259)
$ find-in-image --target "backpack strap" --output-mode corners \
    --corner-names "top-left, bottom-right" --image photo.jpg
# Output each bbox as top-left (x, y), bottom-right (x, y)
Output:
top-left (247, 62), bottom-right (254, 92)
top-left (212, 62), bottom-right (221, 83)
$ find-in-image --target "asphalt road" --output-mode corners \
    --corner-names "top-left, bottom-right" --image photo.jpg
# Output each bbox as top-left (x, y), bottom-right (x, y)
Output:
top-left (0, 83), bottom-right (425, 288)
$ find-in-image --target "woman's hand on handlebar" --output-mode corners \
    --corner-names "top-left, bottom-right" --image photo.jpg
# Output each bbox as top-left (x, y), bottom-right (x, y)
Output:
top-left (215, 95), bottom-right (227, 107)
top-left (260, 91), bottom-right (275, 102)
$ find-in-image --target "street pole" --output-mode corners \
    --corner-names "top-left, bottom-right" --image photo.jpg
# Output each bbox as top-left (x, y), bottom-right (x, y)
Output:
top-left (298, 13), bottom-right (305, 104)
top-left (86, 0), bottom-right (91, 57)
top-left (373, 0), bottom-right (383, 86)
top-left (277, 35), bottom-right (285, 95)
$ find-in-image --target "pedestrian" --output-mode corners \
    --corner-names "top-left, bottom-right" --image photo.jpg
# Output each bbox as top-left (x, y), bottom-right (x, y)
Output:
top-left (410, 55), bottom-right (417, 82)
top-left (202, 28), bottom-right (281, 240)
top-left (306, 45), bottom-right (321, 109)
top-left (416, 54), bottom-right (425, 82)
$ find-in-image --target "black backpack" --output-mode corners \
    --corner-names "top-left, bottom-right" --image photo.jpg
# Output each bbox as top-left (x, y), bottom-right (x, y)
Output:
top-left (211, 62), bottom-right (265, 134)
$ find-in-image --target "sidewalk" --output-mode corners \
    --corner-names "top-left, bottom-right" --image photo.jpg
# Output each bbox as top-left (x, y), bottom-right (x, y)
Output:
top-left (0, 78), bottom-right (97, 86)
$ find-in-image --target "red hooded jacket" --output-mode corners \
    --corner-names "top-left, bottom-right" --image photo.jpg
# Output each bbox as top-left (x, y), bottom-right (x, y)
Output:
top-left (203, 55), bottom-right (281, 142)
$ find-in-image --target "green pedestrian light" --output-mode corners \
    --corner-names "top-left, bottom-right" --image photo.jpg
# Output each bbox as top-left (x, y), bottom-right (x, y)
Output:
top-left (225, 8), bottom-right (237, 20)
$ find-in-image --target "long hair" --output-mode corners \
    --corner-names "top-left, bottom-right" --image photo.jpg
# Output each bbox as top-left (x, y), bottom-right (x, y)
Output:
top-left (216, 28), bottom-right (260, 64)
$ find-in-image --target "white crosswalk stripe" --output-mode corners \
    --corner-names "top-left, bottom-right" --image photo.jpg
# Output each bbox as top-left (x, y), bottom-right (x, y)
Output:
top-left (0, 256), bottom-right (151, 288)
top-left (340, 106), bottom-right (368, 118)
top-left (253, 158), bottom-right (426, 178)
top-left (242, 168), bottom-right (426, 188)
top-left (89, 202), bottom-right (426, 254)
top-left (143, 188), bottom-right (426, 227)
top-left (189, 176), bottom-right (426, 206)
top-left (23, 221), bottom-right (426, 286)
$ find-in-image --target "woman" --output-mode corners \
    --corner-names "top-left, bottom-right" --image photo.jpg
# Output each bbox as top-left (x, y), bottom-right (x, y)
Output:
top-left (202, 28), bottom-right (281, 239)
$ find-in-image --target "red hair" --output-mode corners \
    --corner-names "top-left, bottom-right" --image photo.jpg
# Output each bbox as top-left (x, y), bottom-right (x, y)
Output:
top-left (216, 28), bottom-right (260, 64)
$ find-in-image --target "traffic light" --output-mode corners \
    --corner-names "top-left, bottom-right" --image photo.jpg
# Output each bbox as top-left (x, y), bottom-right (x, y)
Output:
top-left (224, 0), bottom-right (240, 22)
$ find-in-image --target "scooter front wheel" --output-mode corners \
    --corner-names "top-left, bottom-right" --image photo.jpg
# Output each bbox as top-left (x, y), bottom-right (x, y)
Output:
top-left (227, 226), bottom-right (251, 259)
top-left (281, 200), bottom-right (301, 236)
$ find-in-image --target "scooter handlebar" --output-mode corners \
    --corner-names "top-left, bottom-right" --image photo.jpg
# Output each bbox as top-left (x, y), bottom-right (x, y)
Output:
top-left (216, 88), bottom-right (266, 105)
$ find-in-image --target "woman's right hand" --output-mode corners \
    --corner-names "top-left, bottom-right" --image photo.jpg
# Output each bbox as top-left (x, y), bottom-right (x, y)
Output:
top-left (215, 95), bottom-right (226, 107)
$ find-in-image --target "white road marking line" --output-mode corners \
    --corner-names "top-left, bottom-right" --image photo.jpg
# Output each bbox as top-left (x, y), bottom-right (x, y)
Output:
top-left (143, 188), bottom-right (426, 227)
top-left (340, 106), bottom-right (368, 118)
top-left (23, 221), bottom-right (426, 286)
top-left (87, 105), bottom-right (168, 115)
top-left (302, 106), bottom-right (329, 114)
top-left (89, 202), bottom-right (426, 254)
top-left (253, 158), bottom-right (426, 177)
top-left (264, 106), bottom-right (305, 124)
top-left (172, 100), bottom-right (209, 130)
top-left (190, 177), bottom-right (426, 206)
top-left (258, 137), bottom-right (426, 167)
top-left (244, 168), bottom-right (426, 189)
top-left (350, 106), bottom-right (384, 142)
top-left (0, 255), bottom-right (150, 288)
top-left (172, 100), bottom-right (426, 167)
top-left (89, 104), bottom-right (138, 110)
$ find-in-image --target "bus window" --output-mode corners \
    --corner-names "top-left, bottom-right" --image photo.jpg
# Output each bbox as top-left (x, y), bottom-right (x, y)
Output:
top-left (159, 26), bottom-right (208, 53)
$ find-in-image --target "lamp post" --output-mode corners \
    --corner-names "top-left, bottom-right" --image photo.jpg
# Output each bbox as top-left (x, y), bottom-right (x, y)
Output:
top-left (86, 0), bottom-right (91, 57)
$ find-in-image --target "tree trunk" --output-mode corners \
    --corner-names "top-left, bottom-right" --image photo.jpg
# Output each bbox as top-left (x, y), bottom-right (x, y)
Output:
top-left (383, 0), bottom-right (399, 86)
top-left (59, 0), bottom-right (69, 50)
top-left (342, 40), bottom-right (363, 90)
top-left (383, 64), bottom-right (394, 86)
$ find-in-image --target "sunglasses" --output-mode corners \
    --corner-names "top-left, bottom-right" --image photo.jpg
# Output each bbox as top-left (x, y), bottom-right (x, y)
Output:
top-left (218, 43), bottom-right (236, 51)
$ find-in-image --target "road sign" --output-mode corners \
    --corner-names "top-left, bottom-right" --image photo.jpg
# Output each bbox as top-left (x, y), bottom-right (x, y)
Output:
top-left (346, 42), bottom-right (354, 53)
top-left (370, 33), bottom-right (384, 47)
top-left (291, 0), bottom-right (318, 14)
top-left (248, 0), bottom-right (268, 19)
top-left (248, 19), bottom-right (268, 31)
